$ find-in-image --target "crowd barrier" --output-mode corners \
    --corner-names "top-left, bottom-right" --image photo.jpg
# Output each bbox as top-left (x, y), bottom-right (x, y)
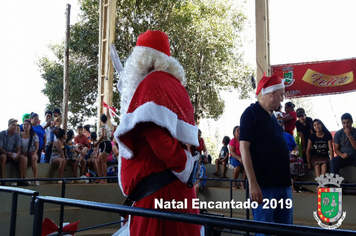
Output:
top-left (1, 177), bottom-right (356, 236)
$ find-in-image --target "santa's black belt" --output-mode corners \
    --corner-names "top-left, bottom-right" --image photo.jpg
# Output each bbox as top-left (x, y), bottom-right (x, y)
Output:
top-left (121, 161), bottom-right (199, 218)
top-left (123, 169), bottom-right (177, 208)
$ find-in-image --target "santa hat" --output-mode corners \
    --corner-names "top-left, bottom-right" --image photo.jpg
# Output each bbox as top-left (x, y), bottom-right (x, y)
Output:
top-left (136, 30), bottom-right (171, 56)
top-left (256, 73), bottom-right (284, 96)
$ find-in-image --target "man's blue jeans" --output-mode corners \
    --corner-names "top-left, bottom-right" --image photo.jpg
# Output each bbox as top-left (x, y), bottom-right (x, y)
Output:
top-left (330, 154), bottom-right (356, 174)
top-left (252, 186), bottom-right (293, 236)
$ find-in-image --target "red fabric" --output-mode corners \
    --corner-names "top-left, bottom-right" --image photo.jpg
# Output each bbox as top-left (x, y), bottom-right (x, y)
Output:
top-left (103, 101), bottom-right (117, 118)
top-left (118, 71), bottom-right (200, 235)
top-left (229, 137), bottom-right (241, 156)
top-left (121, 125), bottom-right (188, 195)
top-left (107, 141), bottom-right (115, 162)
top-left (120, 125), bottom-right (200, 235)
top-left (271, 58), bottom-right (356, 98)
top-left (131, 180), bottom-right (200, 236)
top-left (256, 73), bottom-right (283, 95)
top-left (196, 138), bottom-right (205, 154)
top-left (136, 30), bottom-right (171, 56)
top-left (42, 218), bottom-right (80, 236)
top-left (284, 111), bottom-right (297, 135)
top-left (74, 135), bottom-right (88, 148)
top-left (127, 71), bottom-right (195, 126)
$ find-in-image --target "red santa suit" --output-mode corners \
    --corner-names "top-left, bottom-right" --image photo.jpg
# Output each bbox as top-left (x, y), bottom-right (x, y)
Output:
top-left (114, 31), bottom-right (201, 236)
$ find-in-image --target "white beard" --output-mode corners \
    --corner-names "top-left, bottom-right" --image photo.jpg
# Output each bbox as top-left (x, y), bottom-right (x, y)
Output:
top-left (117, 46), bottom-right (186, 117)
top-left (117, 58), bottom-right (146, 116)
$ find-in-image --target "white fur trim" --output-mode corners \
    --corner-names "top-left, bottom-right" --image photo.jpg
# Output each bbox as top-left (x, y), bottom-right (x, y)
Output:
top-left (112, 215), bottom-right (131, 236)
top-left (172, 150), bottom-right (198, 183)
top-left (114, 101), bottom-right (198, 159)
top-left (200, 225), bottom-right (205, 235)
top-left (261, 82), bottom-right (285, 95)
top-left (117, 155), bottom-right (128, 197)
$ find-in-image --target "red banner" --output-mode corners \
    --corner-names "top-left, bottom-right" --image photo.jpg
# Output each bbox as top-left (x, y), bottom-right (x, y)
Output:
top-left (271, 58), bottom-right (356, 98)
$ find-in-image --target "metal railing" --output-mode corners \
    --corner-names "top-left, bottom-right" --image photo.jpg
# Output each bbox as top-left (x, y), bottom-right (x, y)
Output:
top-left (32, 195), bottom-right (356, 236)
top-left (0, 176), bottom-right (117, 236)
top-left (2, 177), bottom-right (356, 235)
top-left (0, 186), bottom-right (39, 236)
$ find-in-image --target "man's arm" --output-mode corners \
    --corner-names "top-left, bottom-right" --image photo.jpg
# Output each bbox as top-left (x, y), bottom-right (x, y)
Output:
top-left (281, 113), bottom-right (293, 122)
top-left (345, 128), bottom-right (356, 151)
top-left (240, 140), bottom-right (263, 204)
top-left (14, 145), bottom-right (21, 161)
top-left (43, 121), bottom-right (51, 130)
top-left (0, 146), bottom-right (12, 157)
top-left (334, 143), bottom-right (347, 158)
top-left (144, 125), bottom-right (195, 183)
top-left (306, 139), bottom-right (313, 169)
top-left (222, 149), bottom-right (229, 162)
top-left (43, 134), bottom-right (47, 152)
top-left (299, 132), bottom-right (306, 153)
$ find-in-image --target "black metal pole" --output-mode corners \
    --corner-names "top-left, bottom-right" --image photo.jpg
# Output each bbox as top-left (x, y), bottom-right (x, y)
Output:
top-left (245, 179), bottom-right (250, 236)
top-left (10, 192), bottom-right (18, 236)
top-left (59, 180), bottom-right (67, 234)
top-left (230, 180), bottom-right (233, 218)
top-left (32, 199), bottom-right (44, 236)
top-left (204, 224), bottom-right (214, 236)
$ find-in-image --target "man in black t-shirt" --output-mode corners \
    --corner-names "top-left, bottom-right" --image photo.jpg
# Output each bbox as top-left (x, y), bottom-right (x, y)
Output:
top-left (295, 108), bottom-right (313, 162)
top-left (240, 74), bottom-right (293, 236)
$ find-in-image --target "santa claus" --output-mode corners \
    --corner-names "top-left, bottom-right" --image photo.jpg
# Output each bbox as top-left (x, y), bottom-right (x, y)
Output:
top-left (113, 30), bottom-right (202, 235)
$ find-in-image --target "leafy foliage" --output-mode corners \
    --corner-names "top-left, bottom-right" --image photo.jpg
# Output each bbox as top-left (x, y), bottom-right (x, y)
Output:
top-left (38, 0), bottom-right (253, 126)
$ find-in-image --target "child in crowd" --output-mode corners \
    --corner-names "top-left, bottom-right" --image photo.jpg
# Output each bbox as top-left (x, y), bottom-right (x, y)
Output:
top-left (86, 132), bottom-right (99, 178)
top-left (107, 137), bottom-right (119, 165)
top-left (83, 124), bottom-right (91, 139)
top-left (54, 117), bottom-right (62, 128)
top-left (74, 125), bottom-right (88, 176)
top-left (52, 117), bottom-right (62, 139)
top-left (229, 126), bottom-right (246, 189)
top-left (65, 137), bottom-right (78, 163)
top-left (213, 136), bottom-right (230, 178)
top-left (278, 120), bottom-right (305, 192)
top-left (194, 156), bottom-right (207, 197)
top-left (15, 124), bottom-right (21, 134)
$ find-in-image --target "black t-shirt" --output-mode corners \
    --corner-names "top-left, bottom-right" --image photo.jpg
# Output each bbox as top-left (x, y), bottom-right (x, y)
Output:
top-left (309, 132), bottom-right (332, 157)
top-left (240, 102), bottom-right (291, 188)
top-left (220, 145), bottom-right (229, 159)
top-left (295, 117), bottom-right (313, 146)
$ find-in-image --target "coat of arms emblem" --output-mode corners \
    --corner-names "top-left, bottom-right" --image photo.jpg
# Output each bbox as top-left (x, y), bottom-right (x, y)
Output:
top-left (282, 67), bottom-right (295, 87)
top-left (313, 173), bottom-right (346, 229)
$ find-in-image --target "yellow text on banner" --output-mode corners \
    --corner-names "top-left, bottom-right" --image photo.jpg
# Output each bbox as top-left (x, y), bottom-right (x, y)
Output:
top-left (302, 69), bottom-right (353, 87)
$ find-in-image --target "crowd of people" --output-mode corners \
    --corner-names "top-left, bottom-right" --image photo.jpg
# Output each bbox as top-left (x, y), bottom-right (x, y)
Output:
top-left (2, 28), bottom-right (356, 235)
top-left (0, 108), bottom-right (119, 186)
top-left (209, 103), bottom-right (355, 194)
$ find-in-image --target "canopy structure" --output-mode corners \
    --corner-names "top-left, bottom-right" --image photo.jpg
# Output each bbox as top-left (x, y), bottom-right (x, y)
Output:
top-left (271, 58), bottom-right (356, 98)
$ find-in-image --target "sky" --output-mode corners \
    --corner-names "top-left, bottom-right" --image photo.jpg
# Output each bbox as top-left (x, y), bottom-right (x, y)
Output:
top-left (1, 1), bottom-right (356, 145)
top-left (0, 0), bottom-right (80, 130)
top-left (199, 0), bottom-right (356, 154)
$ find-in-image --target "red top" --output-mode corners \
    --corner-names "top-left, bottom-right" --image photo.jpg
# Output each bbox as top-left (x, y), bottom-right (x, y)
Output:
top-left (284, 111), bottom-right (297, 135)
top-left (229, 137), bottom-right (241, 156)
top-left (74, 135), bottom-right (89, 149)
top-left (196, 138), bottom-right (205, 154)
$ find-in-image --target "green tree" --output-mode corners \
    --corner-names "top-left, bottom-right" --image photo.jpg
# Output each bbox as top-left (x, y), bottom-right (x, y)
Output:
top-left (38, 0), bottom-right (253, 126)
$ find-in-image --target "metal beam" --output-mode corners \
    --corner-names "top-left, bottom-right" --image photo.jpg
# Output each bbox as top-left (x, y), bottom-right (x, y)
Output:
top-left (255, 0), bottom-right (270, 87)
top-left (97, 0), bottom-right (116, 130)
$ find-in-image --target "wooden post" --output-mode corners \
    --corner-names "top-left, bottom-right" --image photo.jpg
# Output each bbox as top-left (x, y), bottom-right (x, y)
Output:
top-left (63, 4), bottom-right (71, 132)
top-left (97, 0), bottom-right (116, 131)
top-left (255, 0), bottom-right (270, 98)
